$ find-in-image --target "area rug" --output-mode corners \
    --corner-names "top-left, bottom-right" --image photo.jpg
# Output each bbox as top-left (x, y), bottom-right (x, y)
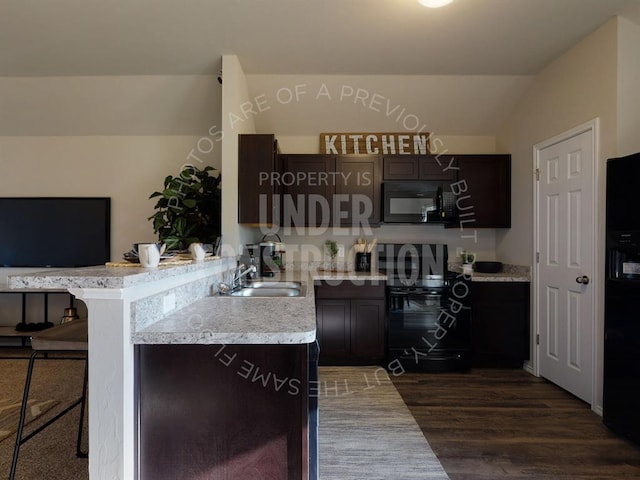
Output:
top-left (318, 366), bottom-right (450, 480)
top-left (0, 398), bottom-right (59, 443)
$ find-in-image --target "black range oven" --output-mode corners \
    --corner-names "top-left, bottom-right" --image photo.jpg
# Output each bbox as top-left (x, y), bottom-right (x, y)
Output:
top-left (379, 243), bottom-right (471, 372)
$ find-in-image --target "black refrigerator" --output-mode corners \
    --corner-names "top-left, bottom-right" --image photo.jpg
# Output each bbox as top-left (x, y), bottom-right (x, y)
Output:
top-left (603, 152), bottom-right (640, 444)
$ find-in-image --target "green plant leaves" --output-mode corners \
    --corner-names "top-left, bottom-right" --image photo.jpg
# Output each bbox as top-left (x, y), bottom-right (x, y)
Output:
top-left (148, 164), bottom-right (222, 251)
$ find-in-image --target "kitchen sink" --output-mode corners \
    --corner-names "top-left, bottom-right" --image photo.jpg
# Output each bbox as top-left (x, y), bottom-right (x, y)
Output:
top-left (222, 280), bottom-right (307, 297)
top-left (247, 281), bottom-right (302, 289)
top-left (229, 287), bottom-right (303, 297)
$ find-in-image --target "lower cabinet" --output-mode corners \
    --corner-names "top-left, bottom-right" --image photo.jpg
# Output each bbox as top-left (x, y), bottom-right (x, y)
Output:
top-left (471, 282), bottom-right (530, 368)
top-left (136, 344), bottom-right (309, 480)
top-left (315, 282), bottom-right (385, 365)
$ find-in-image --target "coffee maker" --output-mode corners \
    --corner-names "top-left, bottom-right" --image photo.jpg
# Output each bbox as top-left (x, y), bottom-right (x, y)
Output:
top-left (245, 235), bottom-right (285, 278)
top-left (258, 234), bottom-right (285, 277)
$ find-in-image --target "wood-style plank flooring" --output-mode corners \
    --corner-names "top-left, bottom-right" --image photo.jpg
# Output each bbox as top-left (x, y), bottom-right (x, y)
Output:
top-left (392, 369), bottom-right (640, 480)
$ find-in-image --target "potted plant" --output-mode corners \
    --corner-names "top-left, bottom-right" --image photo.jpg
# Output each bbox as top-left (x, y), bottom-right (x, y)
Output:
top-left (148, 165), bottom-right (221, 251)
top-left (324, 239), bottom-right (339, 270)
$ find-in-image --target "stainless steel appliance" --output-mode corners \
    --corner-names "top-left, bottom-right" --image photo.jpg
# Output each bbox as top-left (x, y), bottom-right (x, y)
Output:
top-left (382, 182), bottom-right (457, 224)
top-left (258, 234), bottom-right (285, 277)
top-left (603, 152), bottom-right (640, 445)
top-left (378, 243), bottom-right (471, 371)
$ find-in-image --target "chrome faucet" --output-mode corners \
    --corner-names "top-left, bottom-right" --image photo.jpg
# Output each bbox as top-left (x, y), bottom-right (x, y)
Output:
top-left (232, 264), bottom-right (257, 288)
top-left (217, 264), bottom-right (257, 295)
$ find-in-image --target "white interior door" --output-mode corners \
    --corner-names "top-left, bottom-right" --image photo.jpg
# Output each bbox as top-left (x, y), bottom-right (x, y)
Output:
top-left (535, 126), bottom-right (596, 404)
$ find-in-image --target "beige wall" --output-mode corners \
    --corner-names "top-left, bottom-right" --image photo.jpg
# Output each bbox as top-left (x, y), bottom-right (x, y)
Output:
top-left (0, 76), bottom-right (220, 136)
top-left (245, 74), bottom-right (533, 137)
top-left (0, 136), bottom-right (219, 260)
top-left (496, 17), bottom-right (620, 410)
top-left (496, 18), bottom-right (619, 266)
top-left (617, 14), bottom-right (640, 156)
top-left (220, 55), bottom-right (258, 256)
top-left (0, 75), bottom-right (222, 262)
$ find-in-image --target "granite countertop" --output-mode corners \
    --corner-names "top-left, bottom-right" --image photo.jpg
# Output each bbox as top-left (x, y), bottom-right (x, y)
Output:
top-left (8, 256), bottom-right (230, 290)
top-left (133, 272), bottom-right (317, 345)
top-left (449, 263), bottom-right (530, 282)
top-left (310, 266), bottom-right (529, 283)
top-left (8, 261), bottom-right (528, 348)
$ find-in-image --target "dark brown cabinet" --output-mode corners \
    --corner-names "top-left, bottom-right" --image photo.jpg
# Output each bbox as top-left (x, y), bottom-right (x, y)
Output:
top-left (456, 154), bottom-right (511, 228)
top-left (280, 154), bottom-right (381, 227)
top-left (238, 134), bottom-right (511, 229)
top-left (280, 154), bottom-right (334, 227)
top-left (315, 282), bottom-right (385, 365)
top-left (238, 134), bottom-right (279, 225)
top-left (136, 343), bottom-right (309, 479)
top-left (471, 281), bottom-right (530, 368)
top-left (383, 156), bottom-right (457, 181)
top-left (335, 155), bottom-right (381, 226)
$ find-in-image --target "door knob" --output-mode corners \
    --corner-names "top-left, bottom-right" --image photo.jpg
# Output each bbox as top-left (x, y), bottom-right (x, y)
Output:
top-left (576, 275), bottom-right (590, 285)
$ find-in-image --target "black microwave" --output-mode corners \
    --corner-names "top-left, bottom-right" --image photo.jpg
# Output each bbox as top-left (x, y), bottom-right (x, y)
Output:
top-left (382, 182), bottom-right (457, 224)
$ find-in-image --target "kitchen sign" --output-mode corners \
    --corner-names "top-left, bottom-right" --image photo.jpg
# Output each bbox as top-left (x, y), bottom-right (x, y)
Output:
top-left (320, 132), bottom-right (430, 155)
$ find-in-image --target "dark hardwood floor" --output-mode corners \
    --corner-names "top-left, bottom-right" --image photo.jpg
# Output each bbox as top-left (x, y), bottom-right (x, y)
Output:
top-left (392, 369), bottom-right (640, 480)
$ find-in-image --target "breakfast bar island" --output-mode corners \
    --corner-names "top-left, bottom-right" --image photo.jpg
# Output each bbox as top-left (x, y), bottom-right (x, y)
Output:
top-left (9, 258), bottom-right (317, 480)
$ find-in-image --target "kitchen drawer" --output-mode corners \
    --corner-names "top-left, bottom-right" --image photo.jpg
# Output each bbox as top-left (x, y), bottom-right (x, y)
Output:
top-left (314, 282), bottom-right (385, 299)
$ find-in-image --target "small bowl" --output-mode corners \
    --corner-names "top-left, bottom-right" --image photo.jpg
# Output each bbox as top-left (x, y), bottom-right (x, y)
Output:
top-left (474, 261), bottom-right (503, 273)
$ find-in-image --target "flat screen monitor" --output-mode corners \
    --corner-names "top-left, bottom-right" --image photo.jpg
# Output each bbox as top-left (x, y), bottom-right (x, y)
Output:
top-left (0, 197), bottom-right (111, 268)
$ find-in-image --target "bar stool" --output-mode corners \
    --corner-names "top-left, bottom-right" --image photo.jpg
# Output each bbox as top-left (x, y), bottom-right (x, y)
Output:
top-left (9, 319), bottom-right (89, 480)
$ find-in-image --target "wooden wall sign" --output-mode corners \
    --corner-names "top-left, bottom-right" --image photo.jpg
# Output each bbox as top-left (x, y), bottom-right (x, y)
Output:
top-left (320, 132), bottom-right (430, 155)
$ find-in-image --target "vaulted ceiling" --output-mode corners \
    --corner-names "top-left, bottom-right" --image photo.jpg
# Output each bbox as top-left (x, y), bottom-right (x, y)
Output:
top-left (0, 0), bottom-right (637, 77)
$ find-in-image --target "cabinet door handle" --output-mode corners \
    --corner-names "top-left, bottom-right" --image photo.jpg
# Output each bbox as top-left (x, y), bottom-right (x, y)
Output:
top-left (575, 275), bottom-right (590, 285)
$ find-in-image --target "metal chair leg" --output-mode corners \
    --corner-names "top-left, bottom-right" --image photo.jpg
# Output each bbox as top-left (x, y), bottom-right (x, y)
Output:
top-left (9, 351), bottom-right (89, 479)
top-left (75, 358), bottom-right (88, 458)
top-left (9, 351), bottom-right (38, 480)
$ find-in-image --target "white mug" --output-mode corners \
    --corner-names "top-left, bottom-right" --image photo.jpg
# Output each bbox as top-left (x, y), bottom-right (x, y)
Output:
top-left (189, 242), bottom-right (206, 262)
top-left (139, 243), bottom-right (161, 268)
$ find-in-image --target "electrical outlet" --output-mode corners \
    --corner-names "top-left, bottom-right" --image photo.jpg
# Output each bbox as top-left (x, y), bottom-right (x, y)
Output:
top-left (162, 293), bottom-right (176, 314)
top-left (456, 247), bottom-right (464, 257)
top-left (337, 245), bottom-right (345, 258)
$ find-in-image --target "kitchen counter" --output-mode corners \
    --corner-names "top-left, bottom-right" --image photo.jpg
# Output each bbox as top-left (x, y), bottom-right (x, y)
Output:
top-left (8, 257), bottom-right (226, 290)
top-left (133, 273), bottom-right (317, 345)
top-left (132, 269), bottom-right (384, 345)
top-left (449, 263), bottom-right (530, 282)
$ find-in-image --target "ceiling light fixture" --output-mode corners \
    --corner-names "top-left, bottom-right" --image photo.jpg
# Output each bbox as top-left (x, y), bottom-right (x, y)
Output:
top-left (418, 0), bottom-right (453, 8)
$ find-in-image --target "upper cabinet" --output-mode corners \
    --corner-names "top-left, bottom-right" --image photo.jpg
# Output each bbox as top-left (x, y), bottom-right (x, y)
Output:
top-left (456, 154), bottom-right (511, 228)
top-left (280, 154), bottom-right (334, 227)
top-left (335, 155), bottom-right (381, 227)
top-left (238, 135), bottom-right (511, 229)
top-left (383, 156), bottom-right (457, 181)
top-left (280, 154), bottom-right (381, 227)
top-left (238, 134), bottom-right (279, 225)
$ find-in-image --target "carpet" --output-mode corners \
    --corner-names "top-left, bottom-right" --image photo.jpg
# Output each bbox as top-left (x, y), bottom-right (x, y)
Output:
top-left (0, 398), bottom-right (59, 443)
top-left (318, 366), bottom-right (450, 480)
